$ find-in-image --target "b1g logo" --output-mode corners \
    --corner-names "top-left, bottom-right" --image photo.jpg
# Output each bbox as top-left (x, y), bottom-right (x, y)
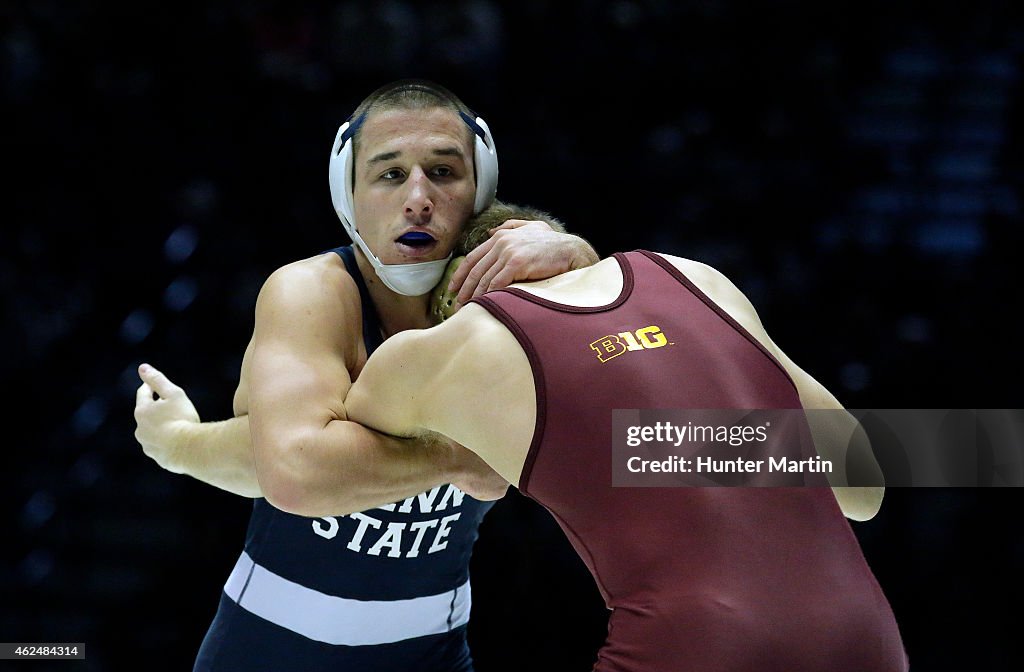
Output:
top-left (589, 325), bottom-right (670, 362)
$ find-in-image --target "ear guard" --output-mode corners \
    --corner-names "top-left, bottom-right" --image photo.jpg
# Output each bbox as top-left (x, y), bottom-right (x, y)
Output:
top-left (458, 111), bottom-right (499, 215)
top-left (429, 256), bottom-right (467, 324)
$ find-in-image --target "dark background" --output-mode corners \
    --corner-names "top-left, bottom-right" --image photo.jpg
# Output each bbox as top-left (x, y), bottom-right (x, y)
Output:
top-left (3, 1), bottom-right (1022, 670)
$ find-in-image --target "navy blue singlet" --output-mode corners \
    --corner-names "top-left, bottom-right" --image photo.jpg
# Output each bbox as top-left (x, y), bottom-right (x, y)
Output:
top-left (193, 245), bottom-right (494, 672)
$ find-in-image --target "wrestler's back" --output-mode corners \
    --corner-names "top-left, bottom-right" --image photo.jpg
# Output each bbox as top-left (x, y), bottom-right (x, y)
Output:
top-left (463, 251), bottom-right (907, 672)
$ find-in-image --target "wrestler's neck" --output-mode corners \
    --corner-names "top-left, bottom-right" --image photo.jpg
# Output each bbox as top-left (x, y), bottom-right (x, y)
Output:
top-left (353, 250), bottom-right (433, 337)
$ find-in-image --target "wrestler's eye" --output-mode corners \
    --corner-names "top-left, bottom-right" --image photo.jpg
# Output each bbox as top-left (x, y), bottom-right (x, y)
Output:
top-left (381, 169), bottom-right (406, 181)
top-left (431, 165), bottom-right (454, 178)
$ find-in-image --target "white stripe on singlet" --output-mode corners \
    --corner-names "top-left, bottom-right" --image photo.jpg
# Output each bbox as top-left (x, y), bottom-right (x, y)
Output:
top-left (223, 551), bottom-right (471, 646)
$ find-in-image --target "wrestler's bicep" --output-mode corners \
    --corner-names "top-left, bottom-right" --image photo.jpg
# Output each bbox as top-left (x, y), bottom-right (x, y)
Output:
top-left (249, 261), bottom-right (360, 449)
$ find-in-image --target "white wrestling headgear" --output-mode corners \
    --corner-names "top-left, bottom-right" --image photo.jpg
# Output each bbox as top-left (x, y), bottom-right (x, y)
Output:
top-left (328, 109), bottom-right (499, 296)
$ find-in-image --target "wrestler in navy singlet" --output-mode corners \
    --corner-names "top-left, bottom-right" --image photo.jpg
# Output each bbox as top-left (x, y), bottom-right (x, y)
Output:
top-left (473, 251), bottom-right (908, 672)
top-left (194, 245), bottom-right (493, 672)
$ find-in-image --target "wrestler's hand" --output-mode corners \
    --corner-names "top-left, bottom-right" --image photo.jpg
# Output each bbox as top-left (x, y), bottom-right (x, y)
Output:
top-left (450, 441), bottom-right (509, 501)
top-left (134, 363), bottom-right (201, 474)
top-left (448, 220), bottom-right (599, 305)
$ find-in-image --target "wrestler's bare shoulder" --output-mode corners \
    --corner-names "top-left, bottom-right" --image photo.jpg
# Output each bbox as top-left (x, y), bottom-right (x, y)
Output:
top-left (264, 252), bottom-right (356, 291)
top-left (256, 252), bottom-right (361, 311)
top-left (252, 252), bottom-right (366, 366)
top-left (648, 252), bottom-right (731, 292)
top-left (430, 302), bottom-right (515, 352)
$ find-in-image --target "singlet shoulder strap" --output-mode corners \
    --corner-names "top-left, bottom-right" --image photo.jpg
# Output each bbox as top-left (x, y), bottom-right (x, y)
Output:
top-left (634, 249), bottom-right (796, 386)
top-left (327, 245), bottom-right (384, 355)
top-left (471, 252), bottom-right (636, 314)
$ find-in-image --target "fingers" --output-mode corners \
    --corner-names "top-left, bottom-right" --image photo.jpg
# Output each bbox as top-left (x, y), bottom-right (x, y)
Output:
top-left (447, 220), bottom-right (540, 294)
top-left (488, 218), bottom-right (536, 232)
top-left (468, 256), bottom-right (522, 300)
top-left (135, 380), bottom-right (154, 408)
top-left (453, 243), bottom-right (502, 304)
top-left (449, 221), bottom-right (556, 301)
top-left (138, 363), bottom-right (181, 400)
top-left (448, 235), bottom-right (496, 293)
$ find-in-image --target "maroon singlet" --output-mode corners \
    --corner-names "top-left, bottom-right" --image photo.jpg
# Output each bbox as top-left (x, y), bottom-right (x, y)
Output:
top-left (472, 251), bottom-right (908, 672)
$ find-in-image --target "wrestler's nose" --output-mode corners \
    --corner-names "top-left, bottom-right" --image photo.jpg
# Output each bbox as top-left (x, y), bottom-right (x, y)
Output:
top-left (403, 168), bottom-right (434, 224)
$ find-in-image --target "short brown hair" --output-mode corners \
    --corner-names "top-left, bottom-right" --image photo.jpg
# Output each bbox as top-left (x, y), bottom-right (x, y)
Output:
top-left (457, 200), bottom-right (568, 255)
top-left (348, 79), bottom-right (476, 162)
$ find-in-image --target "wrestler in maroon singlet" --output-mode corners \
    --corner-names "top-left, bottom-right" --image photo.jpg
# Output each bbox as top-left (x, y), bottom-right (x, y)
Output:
top-left (473, 250), bottom-right (908, 672)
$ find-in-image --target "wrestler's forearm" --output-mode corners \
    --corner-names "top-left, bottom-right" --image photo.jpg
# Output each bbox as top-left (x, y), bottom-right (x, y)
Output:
top-left (254, 419), bottom-right (457, 518)
top-left (175, 415), bottom-right (264, 498)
